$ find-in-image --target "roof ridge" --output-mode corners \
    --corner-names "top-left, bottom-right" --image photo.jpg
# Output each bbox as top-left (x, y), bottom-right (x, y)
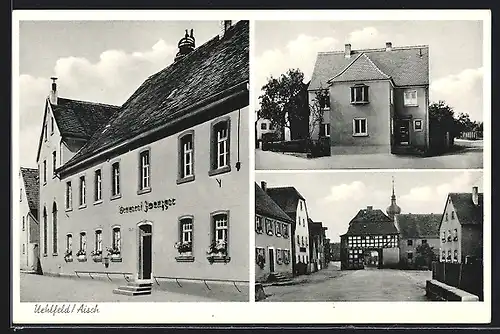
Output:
top-left (56, 97), bottom-right (121, 109)
top-left (318, 44), bottom-right (429, 55)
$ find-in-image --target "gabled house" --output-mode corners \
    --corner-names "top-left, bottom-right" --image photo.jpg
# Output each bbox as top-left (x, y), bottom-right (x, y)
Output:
top-left (266, 185), bottom-right (310, 276)
top-left (308, 219), bottom-right (328, 272)
top-left (19, 167), bottom-right (40, 272)
top-left (309, 42), bottom-right (430, 155)
top-left (394, 213), bottom-right (441, 268)
top-left (439, 187), bottom-right (483, 264)
top-left (340, 206), bottom-right (400, 270)
top-left (255, 182), bottom-right (293, 282)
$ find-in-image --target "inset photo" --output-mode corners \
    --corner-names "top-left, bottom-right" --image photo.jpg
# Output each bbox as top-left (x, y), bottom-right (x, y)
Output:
top-left (17, 20), bottom-right (249, 303)
top-left (254, 21), bottom-right (485, 169)
top-left (254, 171), bottom-right (484, 302)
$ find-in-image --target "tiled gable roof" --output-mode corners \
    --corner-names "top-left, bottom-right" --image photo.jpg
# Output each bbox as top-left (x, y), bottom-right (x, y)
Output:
top-left (395, 213), bottom-right (441, 239)
top-left (51, 98), bottom-right (120, 138)
top-left (329, 53), bottom-right (390, 83)
top-left (266, 186), bottom-right (306, 215)
top-left (344, 208), bottom-right (398, 235)
top-left (255, 183), bottom-right (294, 224)
top-left (450, 193), bottom-right (484, 225)
top-left (20, 167), bottom-right (39, 217)
top-left (309, 45), bottom-right (429, 90)
top-left (63, 20), bottom-right (249, 170)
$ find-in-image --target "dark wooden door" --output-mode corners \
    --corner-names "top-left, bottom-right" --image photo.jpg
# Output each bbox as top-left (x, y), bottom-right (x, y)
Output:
top-left (139, 224), bottom-right (152, 279)
top-left (269, 248), bottom-right (275, 273)
top-left (396, 120), bottom-right (410, 145)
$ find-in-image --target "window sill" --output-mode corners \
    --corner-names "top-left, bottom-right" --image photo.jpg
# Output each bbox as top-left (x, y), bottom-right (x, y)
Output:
top-left (52, 253), bottom-right (58, 256)
top-left (110, 257), bottom-right (122, 262)
top-left (175, 255), bottom-right (195, 262)
top-left (208, 165), bottom-right (231, 177)
top-left (352, 134), bottom-right (368, 137)
top-left (110, 194), bottom-right (122, 201)
top-left (65, 208), bottom-right (73, 213)
top-left (404, 104), bottom-right (418, 107)
top-left (207, 255), bottom-right (231, 264)
top-left (137, 187), bottom-right (152, 195)
top-left (78, 204), bottom-right (87, 210)
top-left (351, 101), bottom-right (369, 105)
top-left (94, 200), bottom-right (103, 206)
top-left (43, 253), bottom-right (47, 257)
top-left (177, 175), bottom-right (195, 185)
top-left (255, 229), bottom-right (263, 234)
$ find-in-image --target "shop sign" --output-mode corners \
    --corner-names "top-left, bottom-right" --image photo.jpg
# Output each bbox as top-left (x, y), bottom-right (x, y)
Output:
top-left (119, 199), bottom-right (176, 214)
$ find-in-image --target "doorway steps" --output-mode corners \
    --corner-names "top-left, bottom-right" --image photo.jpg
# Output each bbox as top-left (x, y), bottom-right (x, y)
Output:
top-left (113, 281), bottom-right (153, 296)
top-left (267, 272), bottom-right (293, 286)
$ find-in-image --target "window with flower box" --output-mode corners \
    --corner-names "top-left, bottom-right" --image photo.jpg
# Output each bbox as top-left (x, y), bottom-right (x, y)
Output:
top-left (282, 223), bottom-right (289, 238)
top-left (256, 247), bottom-right (266, 269)
top-left (91, 229), bottom-right (103, 261)
top-left (107, 226), bottom-right (122, 261)
top-left (255, 216), bottom-right (263, 234)
top-left (453, 228), bottom-right (458, 241)
top-left (276, 248), bottom-right (283, 264)
top-left (447, 249), bottom-right (452, 262)
top-left (265, 218), bottom-right (273, 236)
top-left (207, 211), bottom-right (230, 263)
top-left (283, 249), bottom-right (291, 264)
top-left (441, 250), bottom-right (446, 261)
top-left (275, 220), bottom-right (282, 236)
top-left (64, 234), bottom-right (73, 262)
top-left (175, 216), bottom-right (194, 262)
top-left (77, 232), bottom-right (87, 261)
top-left (453, 250), bottom-right (458, 262)
top-left (441, 231), bottom-right (446, 242)
top-left (447, 230), bottom-right (452, 242)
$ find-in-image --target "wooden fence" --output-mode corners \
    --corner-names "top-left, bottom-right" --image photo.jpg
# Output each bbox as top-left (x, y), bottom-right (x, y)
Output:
top-left (460, 131), bottom-right (483, 140)
top-left (432, 261), bottom-right (483, 301)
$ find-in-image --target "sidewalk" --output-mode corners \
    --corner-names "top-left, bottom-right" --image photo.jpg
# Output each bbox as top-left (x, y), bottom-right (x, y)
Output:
top-left (263, 262), bottom-right (345, 287)
top-left (20, 272), bottom-right (246, 302)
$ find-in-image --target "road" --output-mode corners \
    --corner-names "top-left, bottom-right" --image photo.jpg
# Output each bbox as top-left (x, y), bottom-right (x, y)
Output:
top-left (255, 140), bottom-right (483, 170)
top-left (19, 273), bottom-right (232, 302)
top-left (262, 265), bottom-right (432, 302)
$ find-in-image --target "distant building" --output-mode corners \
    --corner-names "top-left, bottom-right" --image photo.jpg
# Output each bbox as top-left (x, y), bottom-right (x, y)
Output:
top-left (255, 182), bottom-right (293, 282)
top-left (439, 187), bottom-right (483, 264)
top-left (394, 213), bottom-right (441, 268)
top-left (267, 186), bottom-right (311, 276)
top-left (308, 219), bottom-right (328, 272)
top-left (256, 117), bottom-right (279, 145)
top-left (308, 42), bottom-right (432, 155)
top-left (340, 206), bottom-right (400, 270)
top-left (19, 167), bottom-right (40, 272)
top-left (330, 242), bottom-right (341, 261)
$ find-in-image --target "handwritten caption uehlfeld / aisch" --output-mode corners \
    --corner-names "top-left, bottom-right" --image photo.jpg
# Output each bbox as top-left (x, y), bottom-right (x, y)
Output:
top-left (34, 304), bottom-right (100, 316)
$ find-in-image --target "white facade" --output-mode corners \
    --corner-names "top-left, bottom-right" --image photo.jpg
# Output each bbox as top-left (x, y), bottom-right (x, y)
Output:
top-left (294, 198), bottom-right (310, 264)
top-left (439, 197), bottom-right (461, 263)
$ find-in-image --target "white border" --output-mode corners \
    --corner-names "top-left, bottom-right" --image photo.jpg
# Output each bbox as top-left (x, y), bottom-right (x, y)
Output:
top-left (12, 9), bottom-right (491, 325)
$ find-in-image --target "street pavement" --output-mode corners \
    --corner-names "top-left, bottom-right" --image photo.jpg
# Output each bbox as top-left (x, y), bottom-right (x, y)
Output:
top-left (20, 273), bottom-right (222, 302)
top-left (255, 140), bottom-right (483, 170)
top-left (261, 264), bottom-right (432, 302)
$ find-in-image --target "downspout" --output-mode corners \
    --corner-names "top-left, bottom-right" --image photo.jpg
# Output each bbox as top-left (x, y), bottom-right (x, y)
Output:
top-left (236, 108), bottom-right (241, 171)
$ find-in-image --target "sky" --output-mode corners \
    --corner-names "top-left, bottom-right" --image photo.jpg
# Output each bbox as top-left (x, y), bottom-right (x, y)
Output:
top-left (255, 20), bottom-right (484, 122)
top-left (17, 20), bottom-right (224, 168)
top-left (256, 170), bottom-right (484, 243)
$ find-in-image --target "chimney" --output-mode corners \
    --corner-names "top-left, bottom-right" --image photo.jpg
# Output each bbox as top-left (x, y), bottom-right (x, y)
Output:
top-left (219, 20), bottom-right (232, 38)
top-left (385, 42), bottom-right (392, 51)
top-left (472, 186), bottom-right (479, 206)
top-left (344, 44), bottom-right (352, 58)
top-left (261, 181), bottom-right (267, 193)
top-left (49, 77), bottom-right (58, 105)
top-left (367, 205), bottom-right (373, 211)
top-left (174, 29), bottom-right (195, 62)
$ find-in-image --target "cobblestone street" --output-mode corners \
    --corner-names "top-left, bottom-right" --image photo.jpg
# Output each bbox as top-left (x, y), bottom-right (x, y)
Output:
top-left (20, 273), bottom-right (244, 302)
top-left (262, 263), bottom-right (432, 302)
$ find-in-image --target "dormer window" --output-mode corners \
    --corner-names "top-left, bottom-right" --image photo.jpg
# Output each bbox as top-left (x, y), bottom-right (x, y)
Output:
top-left (350, 84), bottom-right (369, 104)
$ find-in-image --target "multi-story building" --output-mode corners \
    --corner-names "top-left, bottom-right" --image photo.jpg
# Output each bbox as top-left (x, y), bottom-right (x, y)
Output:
top-left (439, 186), bottom-right (483, 264)
top-left (266, 186), bottom-right (311, 276)
top-left (35, 20), bottom-right (249, 296)
top-left (19, 167), bottom-right (40, 272)
top-left (308, 42), bottom-right (431, 155)
top-left (255, 182), bottom-right (293, 282)
top-left (308, 219), bottom-right (328, 272)
top-left (394, 213), bottom-right (441, 268)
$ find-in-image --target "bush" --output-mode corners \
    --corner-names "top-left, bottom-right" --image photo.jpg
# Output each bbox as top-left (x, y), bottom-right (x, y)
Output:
top-left (263, 139), bottom-right (310, 153)
top-left (261, 132), bottom-right (282, 143)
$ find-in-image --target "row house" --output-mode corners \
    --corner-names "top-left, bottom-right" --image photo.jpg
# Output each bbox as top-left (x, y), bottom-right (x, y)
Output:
top-left (308, 219), bottom-right (328, 272)
top-left (255, 183), bottom-right (293, 282)
top-left (439, 187), bottom-right (483, 264)
top-left (35, 20), bottom-right (250, 295)
top-left (19, 167), bottom-right (40, 272)
top-left (265, 185), bottom-right (311, 276)
top-left (308, 42), bottom-right (433, 156)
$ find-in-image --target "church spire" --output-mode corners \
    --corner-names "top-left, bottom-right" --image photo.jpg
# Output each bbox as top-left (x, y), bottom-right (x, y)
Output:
top-left (386, 176), bottom-right (401, 220)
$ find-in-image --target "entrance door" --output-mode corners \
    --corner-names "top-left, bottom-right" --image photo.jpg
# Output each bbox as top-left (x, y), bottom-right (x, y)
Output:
top-left (138, 224), bottom-right (152, 280)
top-left (396, 120), bottom-right (410, 145)
top-left (269, 249), bottom-right (275, 273)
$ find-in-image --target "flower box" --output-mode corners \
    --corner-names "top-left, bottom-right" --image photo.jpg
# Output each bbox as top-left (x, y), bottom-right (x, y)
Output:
top-left (207, 254), bottom-right (231, 264)
top-left (77, 255), bottom-right (87, 262)
top-left (174, 241), bottom-right (192, 254)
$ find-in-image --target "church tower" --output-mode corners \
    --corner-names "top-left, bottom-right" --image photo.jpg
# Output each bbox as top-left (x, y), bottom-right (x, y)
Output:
top-left (386, 176), bottom-right (401, 220)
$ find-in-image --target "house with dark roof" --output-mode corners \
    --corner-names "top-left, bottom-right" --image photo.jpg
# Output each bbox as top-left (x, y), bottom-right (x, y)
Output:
top-left (308, 42), bottom-right (431, 155)
top-left (340, 206), bottom-right (400, 270)
top-left (265, 184), bottom-right (311, 276)
top-left (255, 183), bottom-right (293, 282)
top-left (439, 186), bottom-right (483, 264)
top-left (34, 21), bottom-right (249, 299)
top-left (20, 167), bottom-right (41, 272)
top-left (394, 213), bottom-right (441, 268)
top-left (308, 219), bottom-right (328, 272)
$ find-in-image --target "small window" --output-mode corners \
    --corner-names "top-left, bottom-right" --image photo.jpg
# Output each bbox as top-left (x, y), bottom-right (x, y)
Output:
top-left (297, 235), bottom-right (300, 246)
top-left (390, 89), bottom-right (394, 105)
top-left (265, 218), bottom-right (273, 236)
top-left (320, 122), bottom-right (330, 137)
top-left (139, 150), bottom-right (150, 191)
top-left (256, 247), bottom-right (266, 265)
top-left (276, 248), bottom-right (283, 264)
top-left (275, 221), bottom-right (282, 236)
top-left (52, 151), bottom-right (57, 176)
top-left (445, 213), bottom-right (449, 221)
top-left (176, 217), bottom-right (193, 256)
top-left (94, 230), bottom-right (102, 253)
top-left (51, 116), bottom-right (54, 134)
top-left (353, 118), bottom-right (368, 136)
top-left (299, 201), bottom-right (303, 211)
top-left (261, 123), bottom-right (267, 130)
top-left (209, 118), bottom-right (231, 175)
top-left (301, 236), bottom-right (305, 246)
top-left (453, 250), bottom-right (458, 261)
top-left (111, 227), bottom-right (121, 254)
top-left (22, 216), bottom-right (25, 231)
top-left (22, 243), bottom-right (25, 254)
top-left (44, 122), bottom-right (48, 141)
top-left (43, 160), bottom-right (47, 184)
top-left (447, 249), bottom-right (452, 261)
top-left (210, 212), bottom-right (229, 256)
top-left (79, 232), bottom-right (87, 255)
top-left (407, 252), bottom-right (413, 260)
top-left (66, 234), bottom-right (72, 253)
top-left (442, 231), bottom-right (446, 241)
top-left (79, 176), bottom-right (86, 207)
top-left (94, 169), bottom-right (102, 202)
top-left (111, 162), bottom-right (120, 197)
top-left (441, 250), bottom-right (446, 261)
top-left (255, 216), bottom-right (263, 233)
top-left (65, 181), bottom-right (72, 210)
top-left (422, 239), bottom-right (427, 245)
top-left (350, 84), bottom-right (369, 104)
top-left (52, 202), bottom-right (58, 255)
top-left (407, 240), bottom-right (413, 246)
top-left (404, 90), bottom-right (418, 106)
top-left (178, 132), bottom-right (195, 183)
top-left (319, 91), bottom-right (330, 109)
top-left (414, 119), bottom-right (423, 132)
top-left (453, 229), bottom-right (458, 241)
top-left (451, 211), bottom-right (455, 220)
top-left (282, 223), bottom-right (289, 238)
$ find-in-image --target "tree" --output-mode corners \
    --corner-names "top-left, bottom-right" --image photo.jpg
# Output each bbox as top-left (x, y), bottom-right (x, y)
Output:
top-left (415, 243), bottom-right (437, 269)
top-left (308, 88), bottom-right (329, 139)
top-left (259, 69), bottom-right (309, 140)
top-left (429, 100), bottom-right (460, 139)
